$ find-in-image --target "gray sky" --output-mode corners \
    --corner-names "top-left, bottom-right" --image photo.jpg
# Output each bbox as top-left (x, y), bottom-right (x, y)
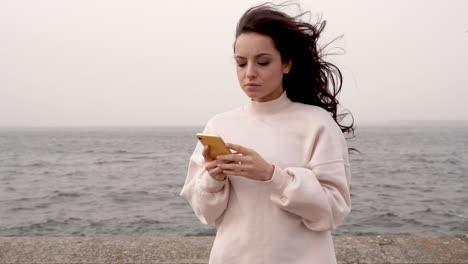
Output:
top-left (1, 0), bottom-right (467, 127)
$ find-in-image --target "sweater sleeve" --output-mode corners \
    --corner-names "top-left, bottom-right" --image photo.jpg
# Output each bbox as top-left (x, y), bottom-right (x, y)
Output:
top-left (265, 118), bottom-right (352, 232)
top-left (179, 119), bottom-right (230, 225)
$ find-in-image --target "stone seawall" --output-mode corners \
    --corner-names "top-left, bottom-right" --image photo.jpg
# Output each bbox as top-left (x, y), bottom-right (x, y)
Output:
top-left (0, 234), bottom-right (467, 263)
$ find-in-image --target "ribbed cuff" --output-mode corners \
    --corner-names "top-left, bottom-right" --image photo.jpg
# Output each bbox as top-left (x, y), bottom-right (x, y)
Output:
top-left (199, 172), bottom-right (227, 193)
top-left (264, 164), bottom-right (291, 194)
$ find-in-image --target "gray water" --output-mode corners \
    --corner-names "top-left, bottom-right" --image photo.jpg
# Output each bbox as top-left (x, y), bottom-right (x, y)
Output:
top-left (0, 125), bottom-right (467, 237)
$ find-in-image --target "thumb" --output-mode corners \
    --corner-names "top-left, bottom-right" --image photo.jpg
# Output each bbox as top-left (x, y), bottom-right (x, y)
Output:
top-left (201, 145), bottom-right (213, 162)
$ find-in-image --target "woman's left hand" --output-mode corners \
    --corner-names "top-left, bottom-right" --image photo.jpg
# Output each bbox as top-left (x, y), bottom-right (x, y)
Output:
top-left (215, 142), bottom-right (274, 181)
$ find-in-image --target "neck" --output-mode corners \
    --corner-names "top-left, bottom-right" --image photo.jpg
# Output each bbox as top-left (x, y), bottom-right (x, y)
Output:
top-left (251, 87), bottom-right (285, 103)
top-left (245, 90), bottom-right (292, 115)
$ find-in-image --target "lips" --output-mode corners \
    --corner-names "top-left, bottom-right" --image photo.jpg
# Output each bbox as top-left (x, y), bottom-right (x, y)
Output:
top-left (245, 83), bottom-right (259, 89)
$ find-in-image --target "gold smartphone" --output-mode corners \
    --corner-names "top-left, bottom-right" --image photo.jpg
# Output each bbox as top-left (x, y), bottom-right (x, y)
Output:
top-left (196, 133), bottom-right (232, 160)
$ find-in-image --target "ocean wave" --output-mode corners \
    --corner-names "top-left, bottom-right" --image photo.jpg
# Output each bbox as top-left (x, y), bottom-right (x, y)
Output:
top-left (450, 224), bottom-right (468, 232)
top-left (0, 170), bottom-right (19, 174)
top-left (114, 150), bottom-right (155, 155)
top-left (50, 190), bottom-right (81, 199)
top-left (62, 171), bottom-right (84, 177)
top-left (1, 217), bottom-right (83, 236)
top-left (409, 207), bottom-right (433, 214)
top-left (11, 196), bottom-right (48, 202)
top-left (10, 203), bottom-right (50, 211)
top-left (405, 154), bottom-right (463, 165)
top-left (376, 212), bottom-right (399, 218)
top-left (445, 158), bottom-right (459, 165)
top-left (183, 229), bottom-right (216, 236)
top-left (10, 207), bottom-right (35, 211)
top-left (84, 150), bottom-right (156, 155)
top-left (104, 190), bottom-right (153, 203)
top-left (131, 218), bottom-right (165, 225)
top-left (93, 159), bottom-right (135, 165)
top-left (376, 184), bottom-right (402, 190)
top-left (130, 155), bottom-right (157, 160)
top-left (24, 161), bottom-right (49, 167)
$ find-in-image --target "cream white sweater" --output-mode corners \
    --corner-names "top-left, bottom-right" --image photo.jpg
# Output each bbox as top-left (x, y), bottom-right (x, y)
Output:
top-left (180, 90), bottom-right (352, 264)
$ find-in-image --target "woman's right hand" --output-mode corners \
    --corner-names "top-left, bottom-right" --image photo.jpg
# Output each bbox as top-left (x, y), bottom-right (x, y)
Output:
top-left (202, 145), bottom-right (228, 181)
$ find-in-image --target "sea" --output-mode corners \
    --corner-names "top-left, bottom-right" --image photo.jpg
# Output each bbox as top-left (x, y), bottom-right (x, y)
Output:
top-left (0, 124), bottom-right (467, 237)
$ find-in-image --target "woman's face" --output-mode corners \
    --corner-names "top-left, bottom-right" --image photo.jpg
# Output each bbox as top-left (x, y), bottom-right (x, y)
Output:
top-left (234, 32), bottom-right (291, 102)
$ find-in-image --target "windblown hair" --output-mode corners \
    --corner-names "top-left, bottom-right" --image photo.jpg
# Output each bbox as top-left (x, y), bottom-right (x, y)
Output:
top-left (235, 2), bottom-right (357, 149)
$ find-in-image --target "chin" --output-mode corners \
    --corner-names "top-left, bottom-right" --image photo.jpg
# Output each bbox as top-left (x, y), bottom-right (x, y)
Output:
top-left (243, 89), bottom-right (263, 99)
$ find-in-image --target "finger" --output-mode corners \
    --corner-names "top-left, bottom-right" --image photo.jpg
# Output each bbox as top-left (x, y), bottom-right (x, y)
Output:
top-left (207, 163), bottom-right (223, 173)
top-left (209, 165), bottom-right (222, 174)
top-left (231, 150), bottom-right (241, 155)
top-left (215, 158), bottom-right (234, 165)
top-left (217, 154), bottom-right (249, 164)
top-left (217, 162), bottom-right (243, 172)
top-left (214, 168), bottom-right (227, 180)
top-left (204, 160), bottom-right (218, 171)
top-left (221, 169), bottom-right (247, 177)
top-left (201, 145), bottom-right (213, 162)
top-left (225, 143), bottom-right (251, 155)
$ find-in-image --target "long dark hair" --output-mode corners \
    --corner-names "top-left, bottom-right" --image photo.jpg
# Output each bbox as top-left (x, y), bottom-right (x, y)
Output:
top-left (235, 2), bottom-right (357, 149)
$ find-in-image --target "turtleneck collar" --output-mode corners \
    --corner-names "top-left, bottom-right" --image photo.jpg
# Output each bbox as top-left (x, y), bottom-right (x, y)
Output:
top-left (245, 90), bottom-right (293, 116)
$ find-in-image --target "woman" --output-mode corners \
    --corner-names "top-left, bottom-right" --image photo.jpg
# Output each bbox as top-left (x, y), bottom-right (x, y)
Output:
top-left (180, 3), bottom-right (354, 263)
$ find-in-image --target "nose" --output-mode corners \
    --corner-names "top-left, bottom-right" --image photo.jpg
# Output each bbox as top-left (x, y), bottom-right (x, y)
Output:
top-left (246, 63), bottom-right (257, 78)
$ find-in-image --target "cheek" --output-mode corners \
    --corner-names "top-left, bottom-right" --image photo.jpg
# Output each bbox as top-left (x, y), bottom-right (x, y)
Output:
top-left (236, 68), bottom-right (244, 80)
top-left (263, 66), bottom-right (284, 84)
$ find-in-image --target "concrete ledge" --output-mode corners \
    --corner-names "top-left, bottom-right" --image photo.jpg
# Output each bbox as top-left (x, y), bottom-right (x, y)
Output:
top-left (0, 235), bottom-right (467, 264)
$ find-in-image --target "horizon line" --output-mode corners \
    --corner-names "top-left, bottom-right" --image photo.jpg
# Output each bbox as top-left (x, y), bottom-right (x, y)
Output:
top-left (1, 119), bottom-right (468, 128)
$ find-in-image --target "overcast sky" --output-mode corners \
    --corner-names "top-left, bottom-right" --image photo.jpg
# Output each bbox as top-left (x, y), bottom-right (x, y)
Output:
top-left (1, 0), bottom-right (467, 127)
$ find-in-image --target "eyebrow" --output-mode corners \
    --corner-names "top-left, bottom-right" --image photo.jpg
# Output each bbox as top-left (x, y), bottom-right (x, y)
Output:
top-left (234, 53), bottom-right (273, 59)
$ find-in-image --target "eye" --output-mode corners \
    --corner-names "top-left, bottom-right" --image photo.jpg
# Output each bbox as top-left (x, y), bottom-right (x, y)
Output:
top-left (258, 61), bottom-right (270, 66)
top-left (237, 63), bottom-right (247, 68)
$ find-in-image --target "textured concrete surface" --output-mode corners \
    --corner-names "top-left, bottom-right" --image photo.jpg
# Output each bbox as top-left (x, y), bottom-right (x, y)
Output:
top-left (0, 234), bottom-right (467, 263)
